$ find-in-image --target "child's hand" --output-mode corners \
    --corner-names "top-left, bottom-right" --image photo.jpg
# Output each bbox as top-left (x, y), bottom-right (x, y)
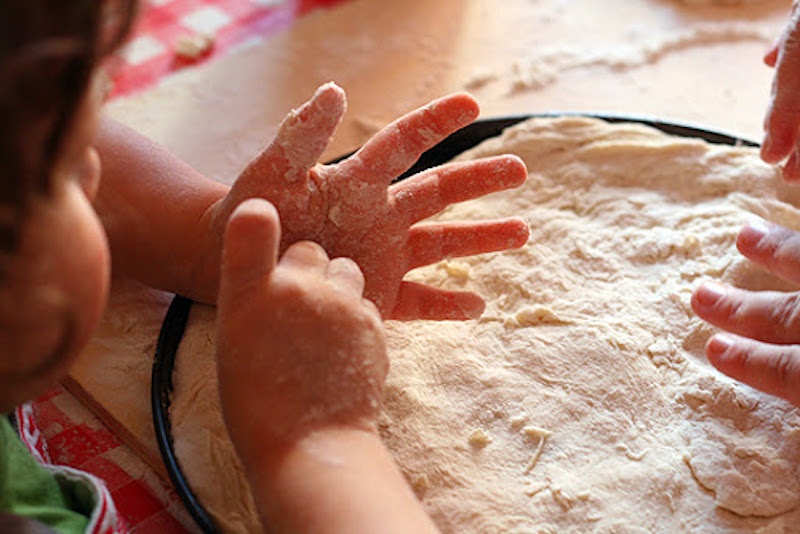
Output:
top-left (215, 198), bottom-right (388, 462)
top-left (691, 220), bottom-right (800, 407)
top-left (762, 2), bottom-right (800, 181)
top-left (209, 83), bottom-right (529, 320)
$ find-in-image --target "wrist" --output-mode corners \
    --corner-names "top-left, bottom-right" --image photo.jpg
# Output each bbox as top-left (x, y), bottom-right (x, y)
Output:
top-left (239, 425), bottom-right (438, 533)
top-left (241, 424), bottom-right (382, 486)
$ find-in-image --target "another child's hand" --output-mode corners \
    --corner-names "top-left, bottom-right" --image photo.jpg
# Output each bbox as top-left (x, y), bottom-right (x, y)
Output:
top-left (215, 198), bottom-right (387, 463)
top-left (691, 220), bottom-right (800, 407)
top-left (210, 83), bottom-right (529, 320)
top-left (762, 2), bottom-right (800, 181)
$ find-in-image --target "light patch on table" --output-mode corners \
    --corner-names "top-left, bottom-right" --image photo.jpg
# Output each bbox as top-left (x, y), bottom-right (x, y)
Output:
top-left (120, 35), bottom-right (166, 66)
top-left (181, 6), bottom-right (232, 35)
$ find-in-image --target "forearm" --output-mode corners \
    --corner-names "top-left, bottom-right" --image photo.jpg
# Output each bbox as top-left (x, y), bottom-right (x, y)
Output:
top-left (243, 427), bottom-right (439, 533)
top-left (94, 115), bottom-right (228, 302)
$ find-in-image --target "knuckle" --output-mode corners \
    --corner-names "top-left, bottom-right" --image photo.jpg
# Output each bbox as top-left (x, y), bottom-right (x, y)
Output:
top-left (720, 292), bottom-right (745, 322)
top-left (771, 233), bottom-right (800, 276)
top-left (284, 240), bottom-right (329, 265)
top-left (270, 271), bottom-right (311, 301)
top-left (770, 348), bottom-right (800, 393)
top-left (333, 256), bottom-right (361, 275)
top-left (770, 293), bottom-right (800, 335)
top-left (295, 240), bottom-right (326, 256)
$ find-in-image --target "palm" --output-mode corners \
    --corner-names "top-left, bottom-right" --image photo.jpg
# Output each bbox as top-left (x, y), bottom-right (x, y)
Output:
top-left (216, 83), bottom-right (529, 319)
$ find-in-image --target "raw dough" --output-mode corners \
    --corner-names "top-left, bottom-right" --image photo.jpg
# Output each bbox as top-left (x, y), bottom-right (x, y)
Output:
top-left (171, 116), bottom-right (800, 533)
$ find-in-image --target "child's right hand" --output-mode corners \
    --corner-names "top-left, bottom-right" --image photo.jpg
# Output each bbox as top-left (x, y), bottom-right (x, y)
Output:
top-left (214, 198), bottom-right (388, 465)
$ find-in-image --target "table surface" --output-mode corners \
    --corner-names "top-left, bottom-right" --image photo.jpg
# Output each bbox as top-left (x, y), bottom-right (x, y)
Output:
top-left (42, 0), bottom-right (794, 532)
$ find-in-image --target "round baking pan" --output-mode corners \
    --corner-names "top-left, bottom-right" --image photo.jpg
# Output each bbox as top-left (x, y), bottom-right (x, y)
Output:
top-left (151, 114), bottom-right (758, 533)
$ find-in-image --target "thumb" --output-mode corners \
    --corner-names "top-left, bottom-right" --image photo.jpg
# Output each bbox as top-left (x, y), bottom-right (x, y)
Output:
top-left (219, 198), bottom-right (281, 302)
top-left (239, 82), bottom-right (347, 187)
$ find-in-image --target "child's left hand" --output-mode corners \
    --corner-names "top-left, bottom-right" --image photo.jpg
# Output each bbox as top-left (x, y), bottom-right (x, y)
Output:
top-left (207, 83), bottom-right (529, 320)
top-left (216, 198), bottom-right (388, 452)
top-left (691, 220), bottom-right (800, 407)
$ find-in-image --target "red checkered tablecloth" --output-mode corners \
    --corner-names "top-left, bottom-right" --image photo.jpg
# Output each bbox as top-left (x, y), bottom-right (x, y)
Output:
top-left (26, 1), bottom-right (349, 532)
top-left (28, 386), bottom-right (188, 533)
top-left (110, 0), bottom-right (348, 99)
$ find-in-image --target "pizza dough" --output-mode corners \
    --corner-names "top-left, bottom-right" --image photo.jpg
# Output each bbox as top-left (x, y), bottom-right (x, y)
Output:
top-left (171, 116), bottom-right (800, 533)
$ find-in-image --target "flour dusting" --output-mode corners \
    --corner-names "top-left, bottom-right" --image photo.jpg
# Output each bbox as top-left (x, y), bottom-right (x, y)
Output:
top-left (172, 116), bottom-right (800, 533)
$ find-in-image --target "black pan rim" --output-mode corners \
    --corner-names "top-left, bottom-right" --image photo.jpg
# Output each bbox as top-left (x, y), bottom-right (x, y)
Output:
top-left (150, 113), bottom-right (759, 534)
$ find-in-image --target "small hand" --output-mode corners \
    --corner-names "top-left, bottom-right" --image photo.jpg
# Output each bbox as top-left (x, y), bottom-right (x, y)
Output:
top-left (691, 220), bottom-right (800, 406)
top-left (211, 83), bottom-right (529, 320)
top-left (761, 2), bottom-right (800, 181)
top-left (216, 199), bottom-right (388, 459)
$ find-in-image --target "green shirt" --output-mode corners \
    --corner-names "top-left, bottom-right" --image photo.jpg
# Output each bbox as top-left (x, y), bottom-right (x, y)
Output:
top-left (0, 414), bottom-right (91, 534)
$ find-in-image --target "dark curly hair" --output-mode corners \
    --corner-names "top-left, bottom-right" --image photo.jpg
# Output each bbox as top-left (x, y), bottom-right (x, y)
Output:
top-left (0, 0), bottom-right (137, 273)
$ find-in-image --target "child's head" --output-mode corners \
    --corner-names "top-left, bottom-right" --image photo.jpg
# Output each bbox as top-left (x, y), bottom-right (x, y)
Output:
top-left (0, 1), bottom-right (137, 412)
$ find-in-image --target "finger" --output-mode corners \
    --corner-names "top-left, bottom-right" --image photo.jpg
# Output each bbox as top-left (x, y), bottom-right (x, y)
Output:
top-left (406, 218), bottom-right (529, 269)
top-left (761, 33), bottom-right (800, 164)
top-left (761, 96), bottom-right (800, 166)
top-left (692, 282), bottom-right (800, 345)
top-left (219, 199), bottom-right (281, 299)
top-left (241, 82), bottom-right (346, 186)
top-left (326, 257), bottom-right (365, 295)
top-left (337, 92), bottom-right (480, 185)
top-left (392, 155), bottom-right (528, 224)
top-left (706, 333), bottom-right (800, 407)
top-left (389, 281), bottom-right (485, 321)
top-left (280, 240), bottom-right (330, 276)
top-left (736, 220), bottom-right (800, 284)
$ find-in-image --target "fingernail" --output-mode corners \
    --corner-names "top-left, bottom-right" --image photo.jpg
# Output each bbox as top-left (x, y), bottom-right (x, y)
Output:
top-left (707, 333), bottom-right (735, 362)
top-left (738, 219), bottom-right (770, 248)
top-left (694, 282), bottom-right (726, 310)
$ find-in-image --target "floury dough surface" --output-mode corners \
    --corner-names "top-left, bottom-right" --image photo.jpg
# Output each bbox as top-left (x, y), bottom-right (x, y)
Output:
top-left (170, 304), bottom-right (261, 534)
top-left (171, 117), bottom-right (800, 533)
